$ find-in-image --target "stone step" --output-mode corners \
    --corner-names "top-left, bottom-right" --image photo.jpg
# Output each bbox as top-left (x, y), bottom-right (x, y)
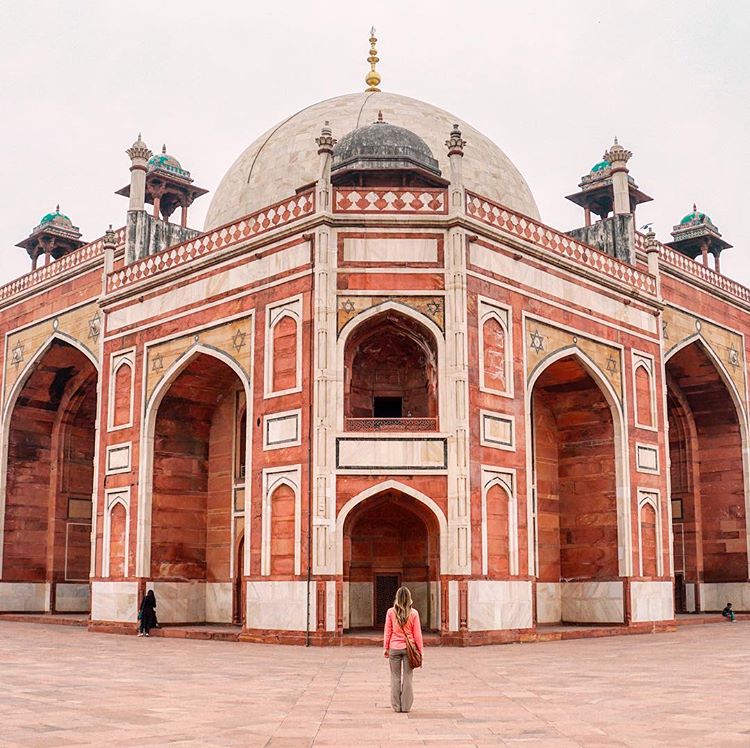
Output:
top-left (0, 613), bottom-right (88, 627)
top-left (148, 625), bottom-right (241, 642)
top-left (675, 613), bottom-right (750, 626)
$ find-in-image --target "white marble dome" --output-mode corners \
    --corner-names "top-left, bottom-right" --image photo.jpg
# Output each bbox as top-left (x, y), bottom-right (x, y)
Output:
top-left (204, 91), bottom-right (539, 230)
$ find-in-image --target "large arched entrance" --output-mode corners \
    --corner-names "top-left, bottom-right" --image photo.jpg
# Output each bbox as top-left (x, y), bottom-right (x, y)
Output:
top-left (531, 353), bottom-right (624, 624)
top-left (147, 351), bottom-right (247, 624)
top-left (1, 338), bottom-right (97, 613)
top-left (342, 488), bottom-right (440, 630)
top-left (343, 309), bottom-right (439, 432)
top-left (666, 340), bottom-right (748, 611)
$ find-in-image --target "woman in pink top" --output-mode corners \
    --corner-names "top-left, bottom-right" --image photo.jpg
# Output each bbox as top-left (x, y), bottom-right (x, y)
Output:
top-left (383, 586), bottom-right (424, 713)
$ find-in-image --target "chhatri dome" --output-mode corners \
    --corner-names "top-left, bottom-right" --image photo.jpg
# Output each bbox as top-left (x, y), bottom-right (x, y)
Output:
top-left (39, 206), bottom-right (74, 229)
top-left (204, 32), bottom-right (539, 230)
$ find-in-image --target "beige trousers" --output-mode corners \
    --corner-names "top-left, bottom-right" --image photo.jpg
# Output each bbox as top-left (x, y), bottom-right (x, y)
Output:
top-left (388, 649), bottom-right (414, 712)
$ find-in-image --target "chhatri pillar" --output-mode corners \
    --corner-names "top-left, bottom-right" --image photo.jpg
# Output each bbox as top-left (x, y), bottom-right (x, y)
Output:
top-left (15, 206), bottom-right (85, 271)
top-left (565, 139), bottom-right (652, 225)
top-left (666, 204), bottom-right (732, 273)
top-left (116, 143), bottom-right (207, 224)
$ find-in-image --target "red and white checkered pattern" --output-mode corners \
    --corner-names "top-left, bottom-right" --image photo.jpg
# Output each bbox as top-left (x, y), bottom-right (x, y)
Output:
top-left (466, 192), bottom-right (658, 296)
top-left (107, 190), bottom-right (314, 293)
top-left (0, 227), bottom-right (126, 303)
top-left (657, 241), bottom-right (750, 304)
top-left (333, 188), bottom-right (447, 214)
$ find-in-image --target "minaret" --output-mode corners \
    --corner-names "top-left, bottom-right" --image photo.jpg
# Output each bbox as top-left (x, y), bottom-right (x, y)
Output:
top-left (125, 134), bottom-right (152, 211)
top-left (604, 137), bottom-right (632, 215)
top-left (445, 124), bottom-right (466, 214)
top-left (365, 27), bottom-right (382, 92)
top-left (315, 122), bottom-right (336, 211)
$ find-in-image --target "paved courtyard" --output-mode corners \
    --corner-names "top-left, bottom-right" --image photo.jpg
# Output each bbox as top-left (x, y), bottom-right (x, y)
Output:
top-left (0, 622), bottom-right (748, 746)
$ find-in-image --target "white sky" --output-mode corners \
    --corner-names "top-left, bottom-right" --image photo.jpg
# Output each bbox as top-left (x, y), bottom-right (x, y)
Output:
top-left (1, 1), bottom-right (748, 289)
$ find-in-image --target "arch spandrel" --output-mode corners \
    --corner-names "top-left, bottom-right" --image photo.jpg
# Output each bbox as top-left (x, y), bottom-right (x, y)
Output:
top-left (524, 318), bottom-right (623, 401)
top-left (4, 301), bottom-right (101, 406)
top-left (337, 295), bottom-right (445, 334)
top-left (144, 316), bottom-right (253, 403)
top-left (663, 305), bottom-right (746, 403)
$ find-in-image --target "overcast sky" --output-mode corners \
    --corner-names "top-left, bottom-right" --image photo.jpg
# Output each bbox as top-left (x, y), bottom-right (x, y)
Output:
top-left (1, 1), bottom-right (748, 290)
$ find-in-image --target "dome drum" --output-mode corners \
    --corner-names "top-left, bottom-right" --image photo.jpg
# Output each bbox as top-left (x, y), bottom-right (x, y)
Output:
top-left (331, 118), bottom-right (447, 188)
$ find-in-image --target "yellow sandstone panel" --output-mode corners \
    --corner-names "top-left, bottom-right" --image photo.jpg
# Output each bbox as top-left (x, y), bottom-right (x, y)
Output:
top-left (4, 302), bottom-right (101, 405)
top-left (145, 316), bottom-right (253, 404)
top-left (524, 318), bottom-right (623, 401)
top-left (337, 295), bottom-right (444, 333)
top-left (663, 306), bottom-right (746, 399)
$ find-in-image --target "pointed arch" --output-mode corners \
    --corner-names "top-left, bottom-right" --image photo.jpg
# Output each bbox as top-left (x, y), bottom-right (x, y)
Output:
top-left (526, 345), bottom-right (632, 578)
top-left (0, 332), bottom-right (99, 579)
top-left (665, 335), bottom-right (750, 578)
top-left (637, 492), bottom-right (663, 577)
top-left (633, 359), bottom-right (655, 428)
top-left (480, 472), bottom-right (517, 577)
top-left (102, 489), bottom-right (131, 578)
top-left (665, 334), bottom-right (748, 423)
top-left (136, 343), bottom-right (252, 578)
top-left (480, 311), bottom-right (510, 394)
top-left (335, 479), bottom-right (448, 575)
top-left (336, 301), bottom-right (447, 431)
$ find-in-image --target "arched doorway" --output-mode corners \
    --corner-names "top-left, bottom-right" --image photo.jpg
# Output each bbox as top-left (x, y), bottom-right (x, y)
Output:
top-left (342, 488), bottom-right (440, 630)
top-left (343, 309), bottom-right (439, 432)
top-left (530, 353), bottom-right (623, 624)
top-left (233, 534), bottom-right (245, 625)
top-left (2, 338), bottom-right (97, 613)
top-left (666, 340), bottom-right (748, 611)
top-left (147, 351), bottom-right (247, 624)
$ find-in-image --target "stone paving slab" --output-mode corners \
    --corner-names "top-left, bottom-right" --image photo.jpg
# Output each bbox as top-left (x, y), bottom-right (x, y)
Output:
top-left (0, 621), bottom-right (748, 746)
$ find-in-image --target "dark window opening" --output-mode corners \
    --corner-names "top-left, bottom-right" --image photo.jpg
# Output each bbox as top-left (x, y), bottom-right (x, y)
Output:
top-left (373, 396), bottom-right (403, 418)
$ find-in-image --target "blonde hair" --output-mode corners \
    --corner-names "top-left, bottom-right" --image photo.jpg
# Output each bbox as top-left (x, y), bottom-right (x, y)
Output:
top-left (393, 586), bottom-right (413, 627)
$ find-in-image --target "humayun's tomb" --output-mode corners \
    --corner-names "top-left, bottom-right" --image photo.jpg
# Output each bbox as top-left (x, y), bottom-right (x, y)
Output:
top-left (1, 33), bottom-right (748, 645)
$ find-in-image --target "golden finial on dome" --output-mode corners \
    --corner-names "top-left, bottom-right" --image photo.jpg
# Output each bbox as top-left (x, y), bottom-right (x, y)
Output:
top-left (365, 26), bottom-right (381, 92)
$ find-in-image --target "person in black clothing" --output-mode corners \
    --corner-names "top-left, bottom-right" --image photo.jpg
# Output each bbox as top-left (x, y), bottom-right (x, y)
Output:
top-left (138, 589), bottom-right (157, 637)
top-left (722, 602), bottom-right (736, 622)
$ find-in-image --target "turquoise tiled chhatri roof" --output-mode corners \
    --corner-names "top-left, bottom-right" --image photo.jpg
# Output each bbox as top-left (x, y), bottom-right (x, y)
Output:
top-left (590, 159), bottom-right (610, 173)
top-left (148, 145), bottom-right (189, 178)
top-left (39, 207), bottom-right (72, 227)
top-left (680, 207), bottom-right (709, 225)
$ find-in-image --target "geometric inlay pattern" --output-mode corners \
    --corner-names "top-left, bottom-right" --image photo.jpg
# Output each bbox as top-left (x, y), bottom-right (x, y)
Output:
top-left (525, 317), bottom-right (623, 401)
top-left (108, 191), bottom-right (315, 292)
top-left (145, 315), bottom-right (253, 403)
top-left (337, 295), bottom-right (445, 333)
top-left (466, 191), bottom-right (657, 296)
top-left (333, 188), bottom-right (447, 214)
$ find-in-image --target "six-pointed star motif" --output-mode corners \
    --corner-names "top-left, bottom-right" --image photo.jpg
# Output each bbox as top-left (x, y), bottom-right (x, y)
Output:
top-left (529, 329), bottom-right (545, 354)
top-left (232, 329), bottom-right (247, 352)
top-left (11, 340), bottom-right (24, 368)
top-left (426, 301), bottom-right (441, 315)
top-left (88, 313), bottom-right (102, 341)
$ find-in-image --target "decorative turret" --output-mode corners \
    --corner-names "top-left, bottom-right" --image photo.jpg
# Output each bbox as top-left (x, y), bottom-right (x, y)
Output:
top-left (315, 121), bottom-right (336, 210)
top-left (566, 138), bottom-right (652, 226)
top-left (124, 134), bottom-right (152, 211)
top-left (116, 142), bottom-right (207, 227)
top-left (15, 206), bottom-right (85, 270)
top-left (446, 124), bottom-right (466, 213)
top-left (666, 204), bottom-right (731, 274)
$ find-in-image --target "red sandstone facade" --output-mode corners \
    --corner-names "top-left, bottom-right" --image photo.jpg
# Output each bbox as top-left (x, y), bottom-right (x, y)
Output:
top-left (1, 89), bottom-right (748, 645)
